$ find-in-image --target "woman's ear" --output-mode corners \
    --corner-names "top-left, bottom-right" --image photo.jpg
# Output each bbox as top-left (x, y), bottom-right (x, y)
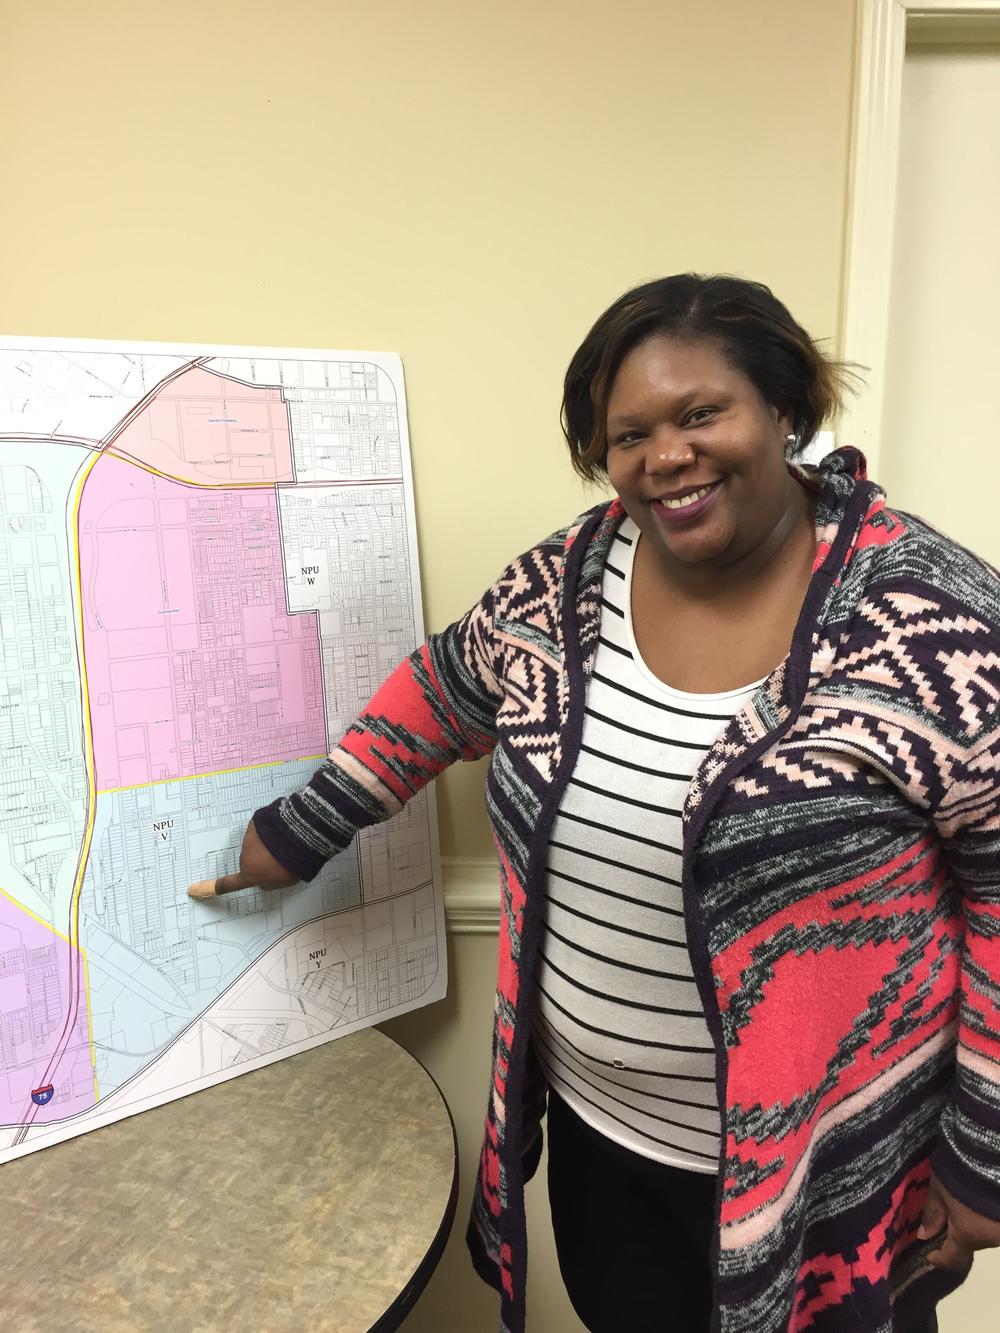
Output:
top-left (771, 404), bottom-right (796, 451)
top-left (770, 403), bottom-right (793, 435)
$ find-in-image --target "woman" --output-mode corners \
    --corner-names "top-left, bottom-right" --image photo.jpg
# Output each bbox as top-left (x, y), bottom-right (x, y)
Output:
top-left (192, 275), bottom-right (1000, 1332)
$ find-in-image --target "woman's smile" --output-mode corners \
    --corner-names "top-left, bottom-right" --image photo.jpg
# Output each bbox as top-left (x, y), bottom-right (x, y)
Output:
top-left (650, 479), bottom-right (723, 524)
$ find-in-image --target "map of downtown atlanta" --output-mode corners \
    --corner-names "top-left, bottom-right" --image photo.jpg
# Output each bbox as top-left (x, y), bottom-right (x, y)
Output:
top-left (0, 339), bottom-right (446, 1164)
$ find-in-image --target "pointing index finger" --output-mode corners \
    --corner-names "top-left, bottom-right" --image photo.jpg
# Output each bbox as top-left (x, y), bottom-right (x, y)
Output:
top-left (214, 871), bottom-right (256, 895)
top-left (188, 872), bottom-right (253, 899)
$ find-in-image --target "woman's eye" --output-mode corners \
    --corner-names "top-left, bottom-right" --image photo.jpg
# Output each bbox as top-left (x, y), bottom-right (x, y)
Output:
top-left (614, 431), bottom-right (643, 448)
top-left (685, 407), bottom-right (716, 426)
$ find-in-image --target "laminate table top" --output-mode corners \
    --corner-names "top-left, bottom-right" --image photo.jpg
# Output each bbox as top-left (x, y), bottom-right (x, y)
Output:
top-left (1, 1028), bottom-right (457, 1332)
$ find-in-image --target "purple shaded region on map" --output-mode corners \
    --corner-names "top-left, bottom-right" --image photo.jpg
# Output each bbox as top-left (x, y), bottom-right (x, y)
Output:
top-left (78, 455), bottom-right (327, 791)
top-left (0, 895), bottom-right (96, 1127)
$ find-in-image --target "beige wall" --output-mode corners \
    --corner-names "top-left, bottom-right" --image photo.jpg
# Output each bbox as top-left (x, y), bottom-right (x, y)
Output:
top-left (3, 0), bottom-right (855, 866)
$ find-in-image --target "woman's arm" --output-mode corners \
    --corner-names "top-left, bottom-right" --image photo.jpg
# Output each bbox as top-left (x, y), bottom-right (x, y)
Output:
top-left (929, 705), bottom-right (1000, 1226)
top-left (842, 524), bottom-right (1000, 1264)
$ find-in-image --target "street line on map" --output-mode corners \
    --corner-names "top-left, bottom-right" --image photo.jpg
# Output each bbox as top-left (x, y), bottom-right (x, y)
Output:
top-left (11, 448), bottom-right (103, 1144)
top-left (98, 356), bottom-right (209, 449)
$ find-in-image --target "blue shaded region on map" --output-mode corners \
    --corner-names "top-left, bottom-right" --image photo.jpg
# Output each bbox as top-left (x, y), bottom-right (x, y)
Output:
top-left (79, 757), bottom-right (361, 1099)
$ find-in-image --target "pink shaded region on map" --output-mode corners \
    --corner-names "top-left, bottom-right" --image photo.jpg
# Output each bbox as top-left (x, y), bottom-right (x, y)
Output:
top-left (110, 366), bottom-right (294, 485)
top-left (0, 895), bottom-right (95, 1127)
top-left (79, 454), bottom-right (326, 790)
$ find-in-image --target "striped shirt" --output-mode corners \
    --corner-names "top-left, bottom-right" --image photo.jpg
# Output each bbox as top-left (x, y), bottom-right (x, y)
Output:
top-left (533, 516), bottom-right (763, 1171)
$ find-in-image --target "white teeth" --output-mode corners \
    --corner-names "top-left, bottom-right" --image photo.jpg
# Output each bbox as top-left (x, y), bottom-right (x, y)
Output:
top-left (662, 484), bottom-right (713, 510)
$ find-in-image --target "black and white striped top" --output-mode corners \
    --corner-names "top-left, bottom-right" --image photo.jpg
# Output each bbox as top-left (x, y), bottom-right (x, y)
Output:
top-left (533, 516), bottom-right (763, 1171)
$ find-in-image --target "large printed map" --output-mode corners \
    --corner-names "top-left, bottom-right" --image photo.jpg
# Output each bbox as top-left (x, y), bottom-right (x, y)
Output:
top-left (0, 339), bottom-right (445, 1164)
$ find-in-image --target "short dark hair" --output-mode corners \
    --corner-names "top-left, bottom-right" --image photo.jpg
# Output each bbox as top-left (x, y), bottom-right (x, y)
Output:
top-left (561, 273), bottom-right (860, 482)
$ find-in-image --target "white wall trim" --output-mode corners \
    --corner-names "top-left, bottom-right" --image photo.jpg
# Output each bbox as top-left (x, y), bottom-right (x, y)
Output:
top-left (442, 856), bottom-right (499, 933)
top-left (841, 0), bottom-right (1000, 474)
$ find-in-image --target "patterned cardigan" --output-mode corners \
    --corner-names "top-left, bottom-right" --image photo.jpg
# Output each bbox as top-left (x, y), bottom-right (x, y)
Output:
top-left (254, 449), bottom-right (1000, 1333)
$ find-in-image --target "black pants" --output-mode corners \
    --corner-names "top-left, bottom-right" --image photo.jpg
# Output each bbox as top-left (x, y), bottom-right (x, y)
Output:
top-left (546, 1089), bottom-right (940, 1333)
top-left (547, 1088), bottom-right (716, 1331)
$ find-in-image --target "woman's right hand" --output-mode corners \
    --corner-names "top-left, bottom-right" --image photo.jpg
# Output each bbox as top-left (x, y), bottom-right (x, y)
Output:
top-left (188, 819), bottom-right (300, 899)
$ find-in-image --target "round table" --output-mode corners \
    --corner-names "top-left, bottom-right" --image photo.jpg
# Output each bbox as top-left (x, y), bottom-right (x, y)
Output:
top-left (1, 1028), bottom-right (457, 1332)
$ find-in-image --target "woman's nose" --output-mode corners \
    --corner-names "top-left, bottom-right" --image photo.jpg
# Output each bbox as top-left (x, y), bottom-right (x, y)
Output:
top-left (643, 428), bottom-right (696, 473)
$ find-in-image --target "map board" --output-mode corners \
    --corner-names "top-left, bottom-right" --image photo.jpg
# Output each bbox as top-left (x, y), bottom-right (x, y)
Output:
top-left (0, 338), bottom-right (446, 1164)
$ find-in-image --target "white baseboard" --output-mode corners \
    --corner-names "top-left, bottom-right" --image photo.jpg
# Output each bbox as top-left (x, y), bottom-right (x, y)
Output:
top-left (441, 856), bottom-right (500, 933)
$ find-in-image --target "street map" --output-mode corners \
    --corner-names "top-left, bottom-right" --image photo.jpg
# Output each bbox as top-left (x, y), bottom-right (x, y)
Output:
top-left (0, 339), bottom-right (445, 1163)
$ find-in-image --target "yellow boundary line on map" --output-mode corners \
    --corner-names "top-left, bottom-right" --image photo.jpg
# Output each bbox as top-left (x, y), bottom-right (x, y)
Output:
top-left (0, 882), bottom-right (86, 948)
top-left (80, 951), bottom-right (97, 1097)
top-left (104, 447), bottom-right (287, 490)
top-left (98, 753), bottom-right (330, 797)
top-left (0, 879), bottom-right (99, 1103)
top-left (71, 449), bottom-right (103, 1100)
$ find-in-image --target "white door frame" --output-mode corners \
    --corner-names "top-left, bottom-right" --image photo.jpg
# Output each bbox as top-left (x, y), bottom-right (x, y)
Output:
top-left (840, 0), bottom-right (1000, 474)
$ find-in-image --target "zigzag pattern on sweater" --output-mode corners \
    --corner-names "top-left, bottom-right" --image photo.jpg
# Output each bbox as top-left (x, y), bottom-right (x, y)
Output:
top-left (255, 451), bottom-right (999, 1333)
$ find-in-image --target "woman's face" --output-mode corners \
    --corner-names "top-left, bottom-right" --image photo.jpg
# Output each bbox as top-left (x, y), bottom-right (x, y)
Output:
top-left (604, 335), bottom-right (798, 576)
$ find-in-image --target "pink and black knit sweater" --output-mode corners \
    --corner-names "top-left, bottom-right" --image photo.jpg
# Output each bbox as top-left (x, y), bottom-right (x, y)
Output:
top-left (255, 449), bottom-right (1000, 1332)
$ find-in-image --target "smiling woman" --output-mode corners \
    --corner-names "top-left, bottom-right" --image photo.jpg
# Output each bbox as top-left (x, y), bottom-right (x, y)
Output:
top-left (560, 278), bottom-right (858, 692)
top-left (193, 274), bottom-right (1000, 1333)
